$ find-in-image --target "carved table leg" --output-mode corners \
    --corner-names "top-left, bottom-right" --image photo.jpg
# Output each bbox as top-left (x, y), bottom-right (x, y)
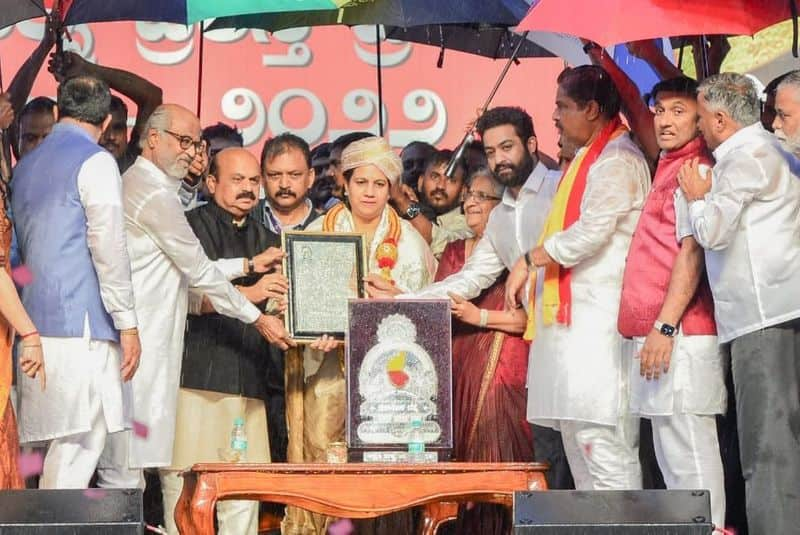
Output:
top-left (190, 475), bottom-right (219, 535)
top-left (175, 472), bottom-right (196, 535)
top-left (420, 501), bottom-right (459, 535)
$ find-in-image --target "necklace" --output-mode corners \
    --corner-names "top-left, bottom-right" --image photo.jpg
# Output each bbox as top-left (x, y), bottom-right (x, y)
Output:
top-left (324, 204), bottom-right (402, 284)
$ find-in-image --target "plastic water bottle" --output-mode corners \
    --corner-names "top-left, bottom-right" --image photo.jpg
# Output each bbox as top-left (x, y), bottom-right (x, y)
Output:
top-left (230, 417), bottom-right (248, 462)
top-left (408, 419), bottom-right (425, 463)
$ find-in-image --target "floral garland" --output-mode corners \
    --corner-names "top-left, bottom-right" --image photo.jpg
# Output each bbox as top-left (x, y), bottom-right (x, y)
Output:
top-left (323, 203), bottom-right (402, 284)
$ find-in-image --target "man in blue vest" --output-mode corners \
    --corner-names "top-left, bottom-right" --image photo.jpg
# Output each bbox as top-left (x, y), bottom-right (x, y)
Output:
top-left (12, 75), bottom-right (142, 489)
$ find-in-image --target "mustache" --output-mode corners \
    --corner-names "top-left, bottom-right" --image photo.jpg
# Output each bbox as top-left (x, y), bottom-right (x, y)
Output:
top-left (495, 163), bottom-right (515, 173)
top-left (429, 189), bottom-right (447, 197)
top-left (276, 189), bottom-right (297, 197)
top-left (236, 191), bottom-right (257, 200)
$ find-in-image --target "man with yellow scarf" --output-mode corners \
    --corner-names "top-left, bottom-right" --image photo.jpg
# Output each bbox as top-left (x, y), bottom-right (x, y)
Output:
top-left (506, 65), bottom-right (650, 490)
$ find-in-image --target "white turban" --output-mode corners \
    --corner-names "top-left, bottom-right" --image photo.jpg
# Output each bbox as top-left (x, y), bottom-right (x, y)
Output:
top-left (341, 136), bottom-right (402, 184)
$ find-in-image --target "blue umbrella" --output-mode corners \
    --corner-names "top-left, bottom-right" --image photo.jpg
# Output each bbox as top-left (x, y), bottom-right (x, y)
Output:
top-left (61, 0), bottom-right (372, 26)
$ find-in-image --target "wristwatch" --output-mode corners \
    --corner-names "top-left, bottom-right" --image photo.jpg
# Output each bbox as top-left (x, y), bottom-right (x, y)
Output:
top-left (247, 257), bottom-right (256, 275)
top-left (524, 251), bottom-right (534, 271)
top-left (404, 202), bottom-right (422, 220)
top-left (654, 320), bottom-right (676, 337)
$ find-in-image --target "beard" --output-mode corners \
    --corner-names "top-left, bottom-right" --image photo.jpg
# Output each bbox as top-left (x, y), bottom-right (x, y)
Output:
top-left (492, 152), bottom-right (534, 189)
top-left (158, 152), bottom-right (191, 180)
top-left (164, 160), bottom-right (189, 180)
top-left (778, 132), bottom-right (800, 157)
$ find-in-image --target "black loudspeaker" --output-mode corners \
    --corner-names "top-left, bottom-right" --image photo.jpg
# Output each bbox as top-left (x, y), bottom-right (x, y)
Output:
top-left (0, 488), bottom-right (143, 534)
top-left (514, 490), bottom-right (713, 534)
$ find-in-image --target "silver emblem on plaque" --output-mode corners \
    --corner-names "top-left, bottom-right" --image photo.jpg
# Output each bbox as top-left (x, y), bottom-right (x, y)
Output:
top-left (357, 314), bottom-right (441, 444)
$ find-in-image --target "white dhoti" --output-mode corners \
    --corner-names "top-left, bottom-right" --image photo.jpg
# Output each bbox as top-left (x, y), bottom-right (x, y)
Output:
top-left (526, 286), bottom-right (643, 491)
top-left (15, 320), bottom-right (137, 489)
top-left (629, 334), bottom-right (727, 529)
top-left (159, 388), bottom-right (269, 535)
top-left (560, 413), bottom-right (642, 490)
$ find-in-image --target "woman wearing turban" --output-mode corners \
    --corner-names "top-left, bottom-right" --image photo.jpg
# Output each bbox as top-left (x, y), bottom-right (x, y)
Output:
top-left (282, 137), bottom-right (436, 534)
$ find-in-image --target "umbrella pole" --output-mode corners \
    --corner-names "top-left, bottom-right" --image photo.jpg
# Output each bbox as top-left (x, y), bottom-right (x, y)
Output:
top-left (445, 30), bottom-right (530, 177)
top-left (196, 20), bottom-right (205, 119)
top-left (375, 25), bottom-right (384, 136)
top-left (699, 34), bottom-right (709, 79)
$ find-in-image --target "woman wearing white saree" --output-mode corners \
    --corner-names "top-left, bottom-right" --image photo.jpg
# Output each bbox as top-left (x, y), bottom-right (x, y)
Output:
top-left (282, 136), bottom-right (436, 535)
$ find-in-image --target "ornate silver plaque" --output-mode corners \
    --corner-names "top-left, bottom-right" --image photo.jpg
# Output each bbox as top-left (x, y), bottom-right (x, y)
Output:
top-left (346, 299), bottom-right (453, 460)
top-left (357, 313), bottom-right (442, 444)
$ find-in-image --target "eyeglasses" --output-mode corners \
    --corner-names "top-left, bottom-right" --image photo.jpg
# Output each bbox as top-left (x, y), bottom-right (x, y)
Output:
top-left (463, 190), bottom-right (501, 202)
top-left (162, 130), bottom-right (207, 153)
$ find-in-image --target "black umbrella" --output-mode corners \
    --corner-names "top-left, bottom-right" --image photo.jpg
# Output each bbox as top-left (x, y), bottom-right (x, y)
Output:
top-left (385, 24), bottom-right (556, 175)
top-left (384, 24), bottom-right (555, 63)
top-left (206, 0), bottom-right (534, 135)
top-left (0, 0), bottom-right (46, 31)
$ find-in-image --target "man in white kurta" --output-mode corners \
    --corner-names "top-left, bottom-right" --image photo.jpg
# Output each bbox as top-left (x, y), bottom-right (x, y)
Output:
top-left (118, 104), bottom-right (294, 477)
top-left (402, 107), bottom-right (573, 489)
top-left (678, 73), bottom-right (800, 535)
top-left (507, 66), bottom-right (650, 490)
top-left (12, 76), bottom-right (142, 489)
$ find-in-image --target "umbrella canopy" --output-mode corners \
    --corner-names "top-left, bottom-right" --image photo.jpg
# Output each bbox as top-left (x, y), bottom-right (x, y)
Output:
top-left (206, 0), bottom-right (531, 32)
top-left (0, 0), bottom-right (46, 30)
top-left (517, 0), bottom-right (800, 47)
top-left (61, 0), bottom-right (367, 26)
top-left (383, 24), bottom-right (618, 67)
top-left (383, 24), bottom-right (555, 60)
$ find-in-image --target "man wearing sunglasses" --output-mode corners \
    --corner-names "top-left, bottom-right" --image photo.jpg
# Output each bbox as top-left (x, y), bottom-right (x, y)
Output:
top-left (115, 104), bottom-right (296, 488)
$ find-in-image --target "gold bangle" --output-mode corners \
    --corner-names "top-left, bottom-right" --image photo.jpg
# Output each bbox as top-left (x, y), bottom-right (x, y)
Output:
top-left (22, 344), bottom-right (42, 348)
top-left (120, 328), bottom-right (139, 336)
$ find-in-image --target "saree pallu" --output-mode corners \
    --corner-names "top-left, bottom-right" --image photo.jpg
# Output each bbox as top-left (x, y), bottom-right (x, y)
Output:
top-left (0, 202), bottom-right (23, 489)
top-left (436, 240), bottom-right (533, 535)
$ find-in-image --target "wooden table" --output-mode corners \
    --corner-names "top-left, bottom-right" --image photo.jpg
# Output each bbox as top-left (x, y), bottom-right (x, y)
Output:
top-left (175, 462), bottom-right (548, 534)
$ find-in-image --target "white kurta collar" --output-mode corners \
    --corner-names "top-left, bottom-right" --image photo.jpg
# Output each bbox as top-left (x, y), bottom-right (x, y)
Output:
top-left (713, 123), bottom-right (764, 161)
top-left (131, 155), bottom-right (181, 190)
top-left (501, 161), bottom-right (550, 208)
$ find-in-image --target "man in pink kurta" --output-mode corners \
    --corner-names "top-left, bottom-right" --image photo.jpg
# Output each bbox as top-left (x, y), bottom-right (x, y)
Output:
top-left (618, 77), bottom-right (727, 529)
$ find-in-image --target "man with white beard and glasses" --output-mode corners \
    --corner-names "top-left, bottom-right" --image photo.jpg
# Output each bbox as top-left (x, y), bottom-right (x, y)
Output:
top-left (114, 103), bottom-right (295, 487)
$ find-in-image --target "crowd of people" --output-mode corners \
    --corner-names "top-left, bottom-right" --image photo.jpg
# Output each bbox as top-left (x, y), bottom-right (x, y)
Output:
top-left (0, 19), bottom-right (798, 535)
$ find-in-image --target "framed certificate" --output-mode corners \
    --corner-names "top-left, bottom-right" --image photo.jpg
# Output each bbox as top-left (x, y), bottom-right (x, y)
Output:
top-left (282, 231), bottom-right (368, 341)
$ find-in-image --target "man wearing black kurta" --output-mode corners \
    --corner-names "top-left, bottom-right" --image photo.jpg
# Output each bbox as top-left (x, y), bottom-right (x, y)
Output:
top-left (160, 148), bottom-right (287, 535)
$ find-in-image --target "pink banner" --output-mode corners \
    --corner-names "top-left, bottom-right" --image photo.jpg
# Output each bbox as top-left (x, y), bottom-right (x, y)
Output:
top-left (1, 20), bottom-right (563, 155)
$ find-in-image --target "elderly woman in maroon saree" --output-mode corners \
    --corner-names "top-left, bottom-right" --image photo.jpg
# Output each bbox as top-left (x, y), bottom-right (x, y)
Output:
top-left (436, 170), bottom-right (533, 535)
